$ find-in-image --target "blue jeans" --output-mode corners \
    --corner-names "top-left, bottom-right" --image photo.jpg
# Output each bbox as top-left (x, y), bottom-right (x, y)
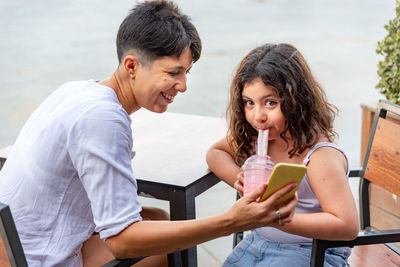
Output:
top-left (222, 230), bottom-right (350, 267)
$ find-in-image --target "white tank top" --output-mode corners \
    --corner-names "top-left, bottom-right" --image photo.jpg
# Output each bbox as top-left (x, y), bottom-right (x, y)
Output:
top-left (256, 142), bottom-right (349, 244)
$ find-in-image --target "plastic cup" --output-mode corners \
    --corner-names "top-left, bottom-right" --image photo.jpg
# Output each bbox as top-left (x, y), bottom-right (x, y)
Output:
top-left (242, 155), bottom-right (276, 195)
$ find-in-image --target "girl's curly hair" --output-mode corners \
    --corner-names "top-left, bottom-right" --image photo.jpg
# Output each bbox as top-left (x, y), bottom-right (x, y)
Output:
top-left (227, 43), bottom-right (337, 166)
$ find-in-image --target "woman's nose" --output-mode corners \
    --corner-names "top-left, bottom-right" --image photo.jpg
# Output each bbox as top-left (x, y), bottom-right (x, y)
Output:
top-left (174, 75), bottom-right (187, 93)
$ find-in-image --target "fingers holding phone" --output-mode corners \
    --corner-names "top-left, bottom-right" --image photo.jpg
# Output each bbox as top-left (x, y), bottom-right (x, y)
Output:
top-left (249, 182), bottom-right (298, 227)
top-left (272, 192), bottom-right (298, 227)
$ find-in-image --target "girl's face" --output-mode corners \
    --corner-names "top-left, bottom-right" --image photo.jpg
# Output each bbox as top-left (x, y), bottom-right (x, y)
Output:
top-left (242, 78), bottom-right (286, 140)
top-left (133, 47), bottom-right (193, 113)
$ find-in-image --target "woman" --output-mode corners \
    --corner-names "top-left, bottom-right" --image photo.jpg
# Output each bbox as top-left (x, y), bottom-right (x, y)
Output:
top-left (0, 1), bottom-right (297, 266)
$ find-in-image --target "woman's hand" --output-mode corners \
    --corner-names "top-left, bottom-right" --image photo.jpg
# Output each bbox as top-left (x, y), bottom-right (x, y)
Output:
top-left (269, 192), bottom-right (298, 228)
top-left (233, 171), bottom-right (244, 197)
top-left (226, 183), bottom-right (298, 233)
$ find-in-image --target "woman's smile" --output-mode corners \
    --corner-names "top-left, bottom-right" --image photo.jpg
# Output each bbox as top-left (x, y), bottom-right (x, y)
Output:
top-left (161, 91), bottom-right (176, 103)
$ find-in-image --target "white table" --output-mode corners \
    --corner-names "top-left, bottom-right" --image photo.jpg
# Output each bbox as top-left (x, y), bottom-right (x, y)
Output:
top-left (0, 110), bottom-right (227, 267)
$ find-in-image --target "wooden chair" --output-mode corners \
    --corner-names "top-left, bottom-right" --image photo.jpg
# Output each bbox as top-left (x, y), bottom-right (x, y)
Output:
top-left (0, 158), bottom-right (5, 172)
top-left (0, 158), bottom-right (144, 267)
top-left (0, 202), bottom-right (28, 267)
top-left (310, 99), bottom-right (400, 266)
top-left (0, 200), bottom-right (147, 267)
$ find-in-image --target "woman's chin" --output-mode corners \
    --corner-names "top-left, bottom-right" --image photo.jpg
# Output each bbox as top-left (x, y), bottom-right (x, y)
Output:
top-left (147, 104), bottom-right (168, 114)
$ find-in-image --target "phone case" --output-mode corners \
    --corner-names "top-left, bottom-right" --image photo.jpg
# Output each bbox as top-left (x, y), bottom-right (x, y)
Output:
top-left (258, 162), bottom-right (307, 208)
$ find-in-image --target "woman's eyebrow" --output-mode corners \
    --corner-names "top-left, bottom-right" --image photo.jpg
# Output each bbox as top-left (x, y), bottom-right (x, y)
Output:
top-left (165, 63), bottom-right (193, 71)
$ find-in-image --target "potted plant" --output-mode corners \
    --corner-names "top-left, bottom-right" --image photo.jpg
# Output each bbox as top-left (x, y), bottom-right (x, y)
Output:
top-left (376, 0), bottom-right (400, 104)
top-left (361, 0), bottom-right (400, 163)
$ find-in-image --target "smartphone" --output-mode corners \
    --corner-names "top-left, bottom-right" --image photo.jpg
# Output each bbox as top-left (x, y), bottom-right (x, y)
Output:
top-left (258, 162), bottom-right (307, 208)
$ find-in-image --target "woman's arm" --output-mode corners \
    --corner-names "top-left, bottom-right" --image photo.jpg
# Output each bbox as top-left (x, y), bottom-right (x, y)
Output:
top-left (277, 147), bottom-right (359, 240)
top-left (105, 182), bottom-right (298, 258)
top-left (206, 137), bottom-right (240, 187)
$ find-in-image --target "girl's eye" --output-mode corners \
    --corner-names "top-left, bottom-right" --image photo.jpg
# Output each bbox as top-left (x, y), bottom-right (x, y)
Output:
top-left (265, 100), bottom-right (277, 107)
top-left (243, 99), bottom-right (253, 107)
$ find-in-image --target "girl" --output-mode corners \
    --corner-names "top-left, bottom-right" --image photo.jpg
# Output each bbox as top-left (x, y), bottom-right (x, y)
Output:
top-left (207, 43), bottom-right (359, 266)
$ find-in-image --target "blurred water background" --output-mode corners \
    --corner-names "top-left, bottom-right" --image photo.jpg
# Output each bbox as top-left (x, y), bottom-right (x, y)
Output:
top-left (0, 0), bottom-right (395, 169)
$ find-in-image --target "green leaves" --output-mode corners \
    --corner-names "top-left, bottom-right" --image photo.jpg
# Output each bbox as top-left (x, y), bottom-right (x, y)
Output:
top-left (376, 0), bottom-right (400, 104)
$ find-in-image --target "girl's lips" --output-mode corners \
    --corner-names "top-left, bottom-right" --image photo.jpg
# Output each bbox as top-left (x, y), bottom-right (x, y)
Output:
top-left (256, 126), bottom-right (270, 131)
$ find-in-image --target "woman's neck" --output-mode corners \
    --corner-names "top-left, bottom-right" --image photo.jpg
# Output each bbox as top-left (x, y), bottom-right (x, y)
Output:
top-left (99, 69), bottom-right (139, 115)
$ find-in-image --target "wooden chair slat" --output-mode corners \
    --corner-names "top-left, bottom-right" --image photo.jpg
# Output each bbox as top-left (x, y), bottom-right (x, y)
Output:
top-left (370, 183), bottom-right (400, 217)
top-left (370, 205), bottom-right (400, 232)
top-left (0, 237), bottom-right (11, 267)
top-left (365, 118), bottom-right (400, 195)
top-left (348, 244), bottom-right (400, 267)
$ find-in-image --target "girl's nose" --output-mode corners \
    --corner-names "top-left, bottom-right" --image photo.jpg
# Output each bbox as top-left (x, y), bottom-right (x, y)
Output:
top-left (254, 106), bottom-right (267, 123)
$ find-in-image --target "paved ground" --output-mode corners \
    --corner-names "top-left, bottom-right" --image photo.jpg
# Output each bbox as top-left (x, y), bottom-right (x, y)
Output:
top-left (0, 0), bottom-right (397, 265)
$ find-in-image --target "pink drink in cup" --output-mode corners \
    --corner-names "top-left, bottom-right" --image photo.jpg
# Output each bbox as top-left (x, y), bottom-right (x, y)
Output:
top-left (242, 155), bottom-right (276, 195)
top-left (242, 129), bottom-right (276, 195)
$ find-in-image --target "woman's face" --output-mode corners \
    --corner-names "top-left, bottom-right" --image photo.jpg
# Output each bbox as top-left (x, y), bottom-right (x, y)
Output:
top-left (242, 78), bottom-right (286, 141)
top-left (133, 47), bottom-right (193, 113)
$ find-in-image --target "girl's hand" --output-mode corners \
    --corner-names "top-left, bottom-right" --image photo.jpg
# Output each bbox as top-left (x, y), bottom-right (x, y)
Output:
top-left (233, 171), bottom-right (244, 196)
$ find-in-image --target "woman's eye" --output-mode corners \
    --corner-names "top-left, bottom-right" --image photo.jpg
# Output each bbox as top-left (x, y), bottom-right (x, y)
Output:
top-left (168, 71), bottom-right (180, 76)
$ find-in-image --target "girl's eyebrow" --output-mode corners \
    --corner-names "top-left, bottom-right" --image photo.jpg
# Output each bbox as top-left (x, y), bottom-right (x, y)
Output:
top-left (241, 96), bottom-right (254, 102)
top-left (242, 93), bottom-right (276, 99)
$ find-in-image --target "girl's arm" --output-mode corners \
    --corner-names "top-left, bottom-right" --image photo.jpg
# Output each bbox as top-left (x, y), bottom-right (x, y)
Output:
top-left (206, 137), bottom-right (241, 187)
top-left (278, 147), bottom-right (359, 240)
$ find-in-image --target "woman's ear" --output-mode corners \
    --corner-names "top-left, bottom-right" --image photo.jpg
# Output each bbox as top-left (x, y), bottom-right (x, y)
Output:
top-left (123, 55), bottom-right (139, 76)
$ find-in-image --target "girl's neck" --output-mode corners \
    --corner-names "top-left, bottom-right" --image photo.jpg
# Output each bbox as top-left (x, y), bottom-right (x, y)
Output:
top-left (267, 138), bottom-right (305, 164)
top-left (268, 136), bottom-right (329, 164)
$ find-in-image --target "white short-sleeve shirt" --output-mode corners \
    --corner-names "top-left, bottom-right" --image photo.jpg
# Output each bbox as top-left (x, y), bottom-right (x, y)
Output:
top-left (0, 80), bottom-right (142, 266)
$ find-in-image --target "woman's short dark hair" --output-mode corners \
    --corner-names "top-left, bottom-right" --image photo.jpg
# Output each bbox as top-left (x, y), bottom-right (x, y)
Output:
top-left (227, 43), bottom-right (338, 165)
top-left (116, 0), bottom-right (201, 66)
